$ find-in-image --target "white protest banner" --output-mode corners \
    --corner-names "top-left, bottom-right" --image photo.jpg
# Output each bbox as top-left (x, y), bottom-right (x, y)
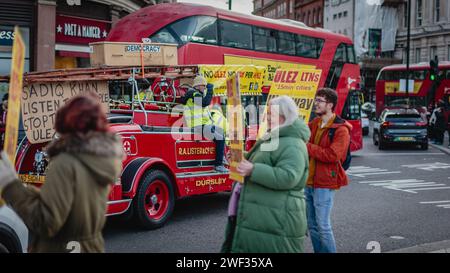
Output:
top-left (21, 81), bottom-right (109, 143)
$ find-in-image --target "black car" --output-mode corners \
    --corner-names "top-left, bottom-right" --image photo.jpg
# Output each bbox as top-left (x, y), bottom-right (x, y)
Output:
top-left (373, 108), bottom-right (428, 150)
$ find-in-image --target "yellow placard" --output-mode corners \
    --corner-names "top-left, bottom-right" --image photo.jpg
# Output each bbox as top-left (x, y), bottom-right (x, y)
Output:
top-left (385, 82), bottom-right (422, 95)
top-left (224, 55), bottom-right (315, 86)
top-left (198, 65), bottom-right (266, 96)
top-left (258, 68), bottom-right (322, 138)
top-left (226, 74), bottom-right (244, 184)
top-left (4, 26), bottom-right (25, 164)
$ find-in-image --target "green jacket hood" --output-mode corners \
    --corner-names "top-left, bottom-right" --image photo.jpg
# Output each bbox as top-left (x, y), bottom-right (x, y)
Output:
top-left (46, 132), bottom-right (124, 186)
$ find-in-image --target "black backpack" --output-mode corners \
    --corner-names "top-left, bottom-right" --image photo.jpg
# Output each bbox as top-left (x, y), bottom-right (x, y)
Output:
top-left (328, 128), bottom-right (351, 171)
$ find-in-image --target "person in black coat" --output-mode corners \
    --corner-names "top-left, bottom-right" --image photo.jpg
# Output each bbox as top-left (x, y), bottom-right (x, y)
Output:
top-left (433, 101), bottom-right (447, 145)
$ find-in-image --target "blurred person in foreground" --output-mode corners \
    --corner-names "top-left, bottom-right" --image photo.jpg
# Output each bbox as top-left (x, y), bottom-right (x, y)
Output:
top-left (0, 93), bottom-right (124, 253)
top-left (221, 95), bottom-right (310, 253)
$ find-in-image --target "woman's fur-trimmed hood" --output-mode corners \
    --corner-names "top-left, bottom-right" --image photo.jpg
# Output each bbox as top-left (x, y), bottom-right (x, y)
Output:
top-left (47, 131), bottom-right (124, 158)
top-left (46, 132), bottom-right (124, 186)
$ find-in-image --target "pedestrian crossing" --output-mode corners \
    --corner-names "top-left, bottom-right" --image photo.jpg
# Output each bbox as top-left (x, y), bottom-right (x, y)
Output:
top-left (358, 179), bottom-right (450, 194)
top-left (420, 201), bottom-right (450, 209)
top-left (401, 162), bottom-right (450, 172)
top-left (347, 166), bottom-right (401, 178)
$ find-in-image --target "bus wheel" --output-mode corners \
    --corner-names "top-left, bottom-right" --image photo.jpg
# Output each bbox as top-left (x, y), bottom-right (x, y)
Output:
top-left (134, 170), bottom-right (175, 230)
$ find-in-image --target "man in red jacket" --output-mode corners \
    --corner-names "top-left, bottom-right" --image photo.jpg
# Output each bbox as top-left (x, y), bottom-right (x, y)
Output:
top-left (306, 88), bottom-right (352, 253)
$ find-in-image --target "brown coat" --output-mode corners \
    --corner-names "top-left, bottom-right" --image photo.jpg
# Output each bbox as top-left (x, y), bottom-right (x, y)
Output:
top-left (2, 132), bottom-right (124, 253)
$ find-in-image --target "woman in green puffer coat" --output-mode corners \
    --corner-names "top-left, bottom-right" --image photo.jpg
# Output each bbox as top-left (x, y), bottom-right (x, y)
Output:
top-left (221, 95), bottom-right (311, 253)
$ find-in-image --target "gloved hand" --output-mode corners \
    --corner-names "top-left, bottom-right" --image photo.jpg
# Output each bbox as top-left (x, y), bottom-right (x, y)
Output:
top-left (206, 83), bottom-right (214, 92)
top-left (0, 151), bottom-right (18, 188)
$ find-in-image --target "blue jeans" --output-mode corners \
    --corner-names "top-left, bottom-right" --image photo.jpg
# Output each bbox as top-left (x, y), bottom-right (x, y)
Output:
top-left (305, 187), bottom-right (337, 253)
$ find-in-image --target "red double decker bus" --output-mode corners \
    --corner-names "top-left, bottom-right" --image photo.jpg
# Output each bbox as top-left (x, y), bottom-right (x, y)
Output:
top-left (107, 3), bottom-right (363, 151)
top-left (375, 62), bottom-right (450, 117)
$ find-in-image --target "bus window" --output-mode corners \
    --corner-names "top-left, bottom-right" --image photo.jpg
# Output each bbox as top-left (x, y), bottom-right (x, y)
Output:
top-left (253, 27), bottom-right (277, 53)
top-left (346, 45), bottom-right (356, 64)
top-left (149, 27), bottom-right (178, 44)
top-left (342, 90), bottom-right (362, 120)
top-left (219, 20), bottom-right (252, 49)
top-left (295, 35), bottom-right (324, 59)
top-left (384, 96), bottom-right (426, 108)
top-left (170, 16), bottom-right (218, 45)
top-left (412, 70), bottom-right (426, 80)
top-left (333, 44), bottom-right (346, 62)
top-left (277, 31), bottom-right (296, 55)
top-left (445, 70), bottom-right (450, 79)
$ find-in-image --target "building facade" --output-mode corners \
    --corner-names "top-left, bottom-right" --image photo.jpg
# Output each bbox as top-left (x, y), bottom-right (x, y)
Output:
top-left (295, 0), bottom-right (324, 28)
top-left (395, 0), bottom-right (450, 64)
top-left (253, 0), bottom-right (296, 20)
top-left (0, 0), bottom-right (178, 74)
top-left (323, 0), bottom-right (354, 37)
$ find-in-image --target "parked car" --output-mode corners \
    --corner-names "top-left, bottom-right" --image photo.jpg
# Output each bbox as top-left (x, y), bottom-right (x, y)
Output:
top-left (361, 112), bottom-right (369, 136)
top-left (373, 108), bottom-right (428, 150)
top-left (0, 205), bottom-right (28, 253)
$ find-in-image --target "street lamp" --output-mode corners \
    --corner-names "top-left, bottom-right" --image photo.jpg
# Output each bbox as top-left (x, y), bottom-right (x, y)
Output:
top-left (405, 0), bottom-right (411, 103)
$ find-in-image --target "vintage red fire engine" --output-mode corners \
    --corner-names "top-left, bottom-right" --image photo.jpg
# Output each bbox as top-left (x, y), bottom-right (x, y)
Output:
top-left (13, 65), bottom-right (238, 229)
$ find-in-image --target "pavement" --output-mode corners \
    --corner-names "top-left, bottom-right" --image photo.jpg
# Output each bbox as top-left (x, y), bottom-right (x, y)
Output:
top-left (429, 131), bottom-right (450, 155)
top-left (387, 239), bottom-right (450, 253)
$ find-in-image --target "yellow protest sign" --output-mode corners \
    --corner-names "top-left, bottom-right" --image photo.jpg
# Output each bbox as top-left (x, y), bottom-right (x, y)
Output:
top-left (224, 55), bottom-right (315, 87)
top-left (199, 65), bottom-right (265, 96)
top-left (269, 68), bottom-right (322, 121)
top-left (258, 68), bottom-right (322, 138)
top-left (226, 74), bottom-right (244, 184)
top-left (4, 26), bottom-right (25, 164)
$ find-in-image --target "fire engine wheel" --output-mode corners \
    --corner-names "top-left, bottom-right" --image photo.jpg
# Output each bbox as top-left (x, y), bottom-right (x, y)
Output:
top-left (152, 84), bottom-right (176, 103)
top-left (134, 170), bottom-right (175, 230)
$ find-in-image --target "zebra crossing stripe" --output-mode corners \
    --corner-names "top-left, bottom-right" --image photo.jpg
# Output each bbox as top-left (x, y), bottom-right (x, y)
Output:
top-left (420, 201), bottom-right (450, 209)
top-left (358, 179), bottom-right (450, 193)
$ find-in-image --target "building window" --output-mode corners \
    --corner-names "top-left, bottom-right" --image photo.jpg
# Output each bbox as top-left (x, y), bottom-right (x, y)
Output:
top-left (430, 46), bottom-right (437, 60)
top-left (333, 14), bottom-right (337, 20)
top-left (435, 0), bottom-right (440, 22)
top-left (343, 11), bottom-right (347, 17)
top-left (254, 0), bottom-right (262, 10)
top-left (416, 0), bottom-right (422, 26)
top-left (415, 48), bottom-right (421, 63)
top-left (318, 8), bottom-right (322, 24)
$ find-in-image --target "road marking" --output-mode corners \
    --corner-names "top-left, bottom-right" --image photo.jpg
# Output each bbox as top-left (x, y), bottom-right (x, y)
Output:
top-left (355, 153), bottom-right (445, 156)
top-left (419, 201), bottom-right (450, 204)
top-left (401, 162), bottom-right (450, 171)
top-left (420, 201), bottom-right (450, 209)
top-left (390, 236), bottom-right (405, 240)
top-left (359, 179), bottom-right (450, 193)
top-left (348, 166), bottom-right (401, 178)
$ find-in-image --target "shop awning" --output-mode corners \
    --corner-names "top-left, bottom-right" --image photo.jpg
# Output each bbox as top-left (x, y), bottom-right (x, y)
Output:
top-left (55, 44), bottom-right (91, 58)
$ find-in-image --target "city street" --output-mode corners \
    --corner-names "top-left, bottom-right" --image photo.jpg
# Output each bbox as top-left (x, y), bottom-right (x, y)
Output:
top-left (104, 130), bottom-right (450, 253)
